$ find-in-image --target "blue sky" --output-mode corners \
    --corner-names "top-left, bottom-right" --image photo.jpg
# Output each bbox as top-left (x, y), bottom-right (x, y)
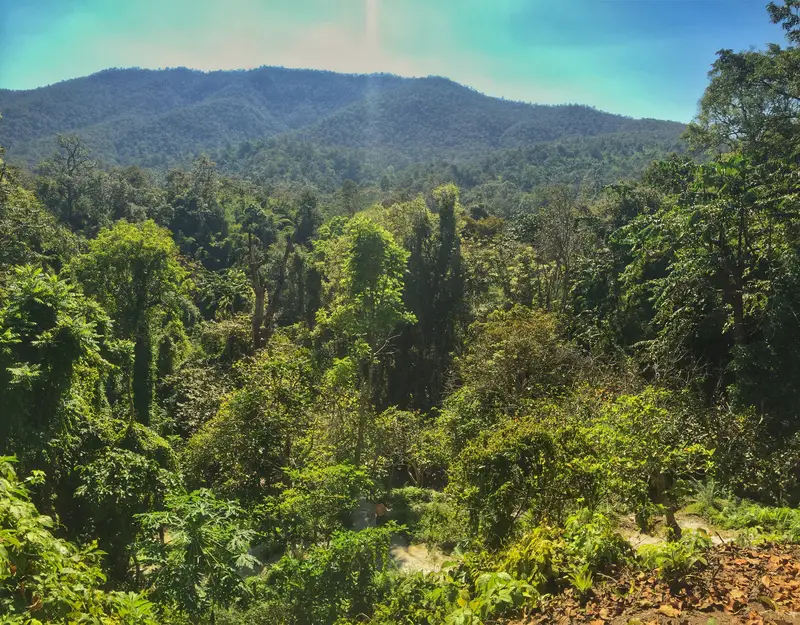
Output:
top-left (0, 0), bottom-right (786, 122)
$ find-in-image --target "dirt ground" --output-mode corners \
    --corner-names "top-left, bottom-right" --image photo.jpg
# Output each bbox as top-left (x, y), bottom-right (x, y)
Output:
top-left (618, 513), bottom-right (737, 549)
top-left (390, 535), bottom-right (448, 573)
top-left (520, 542), bottom-right (800, 625)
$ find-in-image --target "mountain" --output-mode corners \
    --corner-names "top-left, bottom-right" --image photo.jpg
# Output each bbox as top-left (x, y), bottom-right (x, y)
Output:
top-left (0, 67), bottom-right (685, 169)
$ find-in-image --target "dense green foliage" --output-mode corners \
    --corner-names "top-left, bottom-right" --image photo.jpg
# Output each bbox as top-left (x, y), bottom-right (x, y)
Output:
top-left (1, 3), bottom-right (799, 623)
top-left (0, 457), bottom-right (157, 623)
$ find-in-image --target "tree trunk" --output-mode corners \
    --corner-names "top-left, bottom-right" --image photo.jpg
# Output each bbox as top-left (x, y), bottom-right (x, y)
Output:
top-left (263, 236), bottom-right (294, 343)
top-left (249, 233), bottom-right (265, 350)
top-left (252, 285), bottom-right (265, 350)
top-left (354, 359), bottom-right (373, 467)
top-left (731, 280), bottom-right (746, 348)
top-left (132, 326), bottom-right (152, 425)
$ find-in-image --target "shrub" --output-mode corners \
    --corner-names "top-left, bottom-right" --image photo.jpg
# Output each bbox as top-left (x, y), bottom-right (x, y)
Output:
top-left (563, 509), bottom-right (632, 572)
top-left (499, 526), bottom-right (564, 590)
top-left (366, 571), bottom-right (458, 625)
top-left (0, 456), bottom-right (156, 624)
top-left (637, 530), bottom-right (712, 586)
top-left (449, 571), bottom-right (537, 624)
top-left (261, 463), bottom-right (373, 546)
top-left (584, 389), bottom-right (714, 527)
top-left (416, 495), bottom-right (471, 550)
top-left (243, 525), bottom-right (396, 625)
top-left (135, 489), bottom-right (258, 621)
top-left (699, 499), bottom-right (800, 543)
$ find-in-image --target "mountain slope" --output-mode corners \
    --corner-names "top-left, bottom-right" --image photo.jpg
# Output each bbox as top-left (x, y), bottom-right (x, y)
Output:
top-left (0, 67), bottom-right (408, 165)
top-left (0, 67), bottom-right (684, 168)
top-left (292, 77), bottom-right (683, 161)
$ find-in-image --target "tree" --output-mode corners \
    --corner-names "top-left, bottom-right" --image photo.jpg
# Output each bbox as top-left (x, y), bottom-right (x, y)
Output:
top-left (584, 390), bottom-right (714, 536)
top-left (439, 306), bottom-right (581, 455)
top-left (238, 191), bottom-right (320, 349)
top-left (70, 220), bottom-right (191, 424)
top-left (620, 153), bottom-right (800, 427)
top-left (455, 306), bottom-right (579, 408)
top-left (75, 436), bottom-right (179, 583)
top-left (166, 156), bottom-right (230, 269)
top-left (686, 2), bottom-right (800, 161)
top-left (241, 201), bottom-right (282, 349)
top-left (263, 190), bottom-right (322, 339)
top-left (184, 336), bottom-right (314, 500)
top-left (318, 215), bottom-right (415, 351)
top-left (390, 186), bottom-right (465, 410)
top-left (0, 119), bottom-right (6, 202)
top-left (0, 168), bottom-right (77, 272)
top-left (0, 266), bottom-right (113, 475)
top-left (341, 179), bottom-right (359, 216)
top-left (316, 215), bottom-right (416, 465)
top-left (461, 213), bottom-right (545, 313)
top-left (534, 184), bottom-right (589, 312)
top-left (36, 134), bottom-right (97, 231)
top-left (615, 3), bottom-right (800, 428)
top-left (267, 463), bottom-right (373, 545)
top-left (277, 190), bottom-right (323, 331)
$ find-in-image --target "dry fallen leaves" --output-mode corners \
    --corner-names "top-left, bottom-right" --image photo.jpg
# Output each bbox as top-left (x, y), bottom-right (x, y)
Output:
top-left (526, 542), bottom-right (800, 624)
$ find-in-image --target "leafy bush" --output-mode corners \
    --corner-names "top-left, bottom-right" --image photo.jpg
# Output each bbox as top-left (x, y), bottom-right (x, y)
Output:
top-left (447, 571), bottom-right (537, 625)
top-left (439, 307), bottom-right (581, 454)
top-left (415, 494), bottom-right (471, 550)
top-left (0, 456), bottom-right (156, 624)
top-left (568, 563), bottom-right (595, 602)
top-left (261, 463), bottom-right (373, 546)
top-left (448, 405), bottom-right (606, 547)
top-left (498, 526), bottom-right (564, 590)
top-left (363, 567), bottom-right (536, 625)
top-left (75, 443), bottom-right (180, 581)
top-left (699, 499), bottom-right (800, 543)
top-left (386, 487), bottom-right (470, 549)
top-left (584, 389), bottom-right (714, 527)
top-left (183, 337), bottom-right (315, 500)
top-left (499, 511), bottom-right (630, 594)
top-left (697, 407), bottom-right (800, 504)
top-left (235, 525), bottom-right (396, 625)
top-left (386, 486), bottom-right (433, 530)
top-left (563, 509), bottom-right (632, 572)
top-left (136, 489), bottom-right (259, 621)
top-left (366, 571), bottom-right (458, 625)
top-left (637, 530), bottom-right (712, 586)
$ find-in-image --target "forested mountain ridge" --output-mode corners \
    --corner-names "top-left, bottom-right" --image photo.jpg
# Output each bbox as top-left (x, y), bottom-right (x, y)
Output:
top-left (0, 66), bottom-right (684, 167)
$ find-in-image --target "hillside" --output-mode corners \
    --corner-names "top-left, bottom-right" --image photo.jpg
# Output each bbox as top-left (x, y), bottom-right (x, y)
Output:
top-left (0, 66), bottom-right (685, 168)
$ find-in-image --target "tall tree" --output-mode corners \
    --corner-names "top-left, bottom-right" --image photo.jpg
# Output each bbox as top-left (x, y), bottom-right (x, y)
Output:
top-left (166, 156), bottom-right (230, 270)
top-left (36, 134), bottom-right (97, 231)
top-left (241, 202), bottom-right (281, 350)
top-left (0, 266), bottom-right (112, 471)
top-left (535, 184), bottom-right (588, 313)
top-left (687, 1), bottom-right (800, 162)
top-left (391, 186), bottom-right (465, 409)
top-left (317, 215), bottom-right (415, 464)
top-left (70, 220), bottom-right (191, 424)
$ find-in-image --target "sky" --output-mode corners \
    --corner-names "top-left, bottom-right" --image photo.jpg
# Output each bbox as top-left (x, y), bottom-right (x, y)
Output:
top-left (0, 0), bottom-right (788, 122)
